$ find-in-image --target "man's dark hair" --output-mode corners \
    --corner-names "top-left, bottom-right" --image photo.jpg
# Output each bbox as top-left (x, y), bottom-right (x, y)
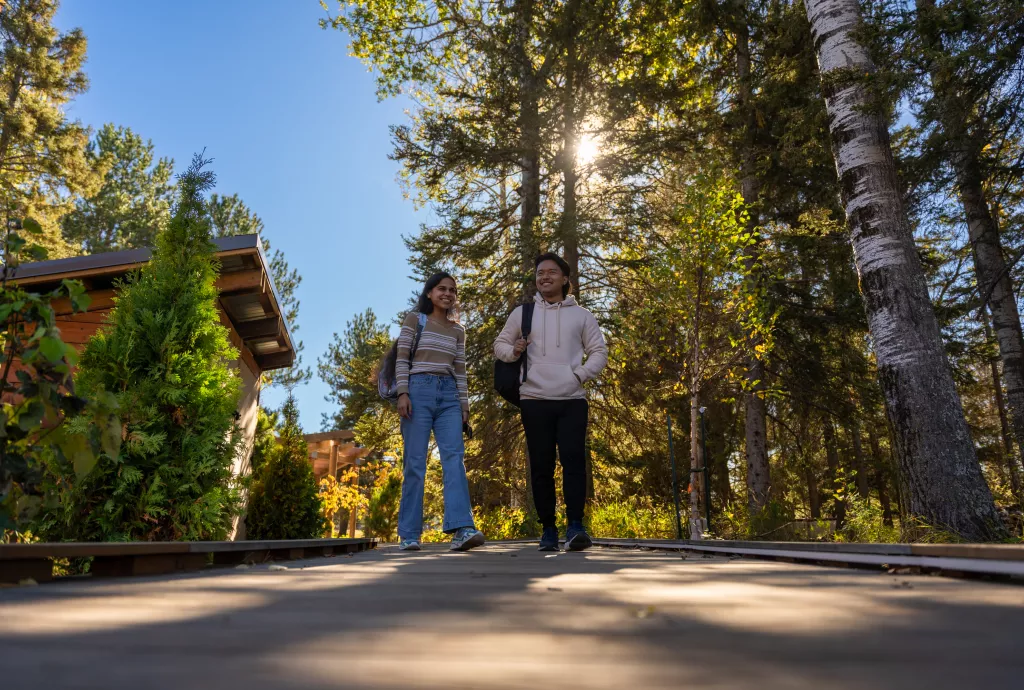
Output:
top-left (535, 252), bottom-right (572, 298)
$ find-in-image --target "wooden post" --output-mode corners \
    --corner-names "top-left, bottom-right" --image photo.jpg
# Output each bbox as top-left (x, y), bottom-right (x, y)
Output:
top-left (328, 442), bottom-right (338, 479)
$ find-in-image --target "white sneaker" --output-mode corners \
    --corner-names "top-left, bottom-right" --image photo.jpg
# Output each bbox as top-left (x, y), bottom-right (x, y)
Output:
top-left (399, 539), bottom-right (421, 551)
top-left (449, 527), bottom-right (485, 552)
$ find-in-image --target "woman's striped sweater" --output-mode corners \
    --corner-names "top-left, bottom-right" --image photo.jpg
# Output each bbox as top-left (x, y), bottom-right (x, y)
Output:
top-left (395, 311), bottom-right (469, 412)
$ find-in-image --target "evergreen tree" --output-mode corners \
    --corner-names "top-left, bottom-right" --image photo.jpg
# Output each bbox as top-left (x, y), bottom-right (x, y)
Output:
top-left (61, 124), bottom-right (175, 253)
top-left (0, 0), bottom-right (99, 259)
top-left (42, 154), bottom-right (242, 542)
top-left (363, 467), bottom-right (401, 541)
top-left (246, 394), bottom-right (327, 540)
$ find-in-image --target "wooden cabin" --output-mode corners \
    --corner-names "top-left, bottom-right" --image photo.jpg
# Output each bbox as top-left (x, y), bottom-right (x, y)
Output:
top-left (4, 234), bottom-right (296, 538)
top-left (304, 430), bottom-right (371, 537)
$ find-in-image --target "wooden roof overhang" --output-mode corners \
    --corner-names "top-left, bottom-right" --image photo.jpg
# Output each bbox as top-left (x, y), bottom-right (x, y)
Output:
top-left (1, 235), bottom-right (296, 373)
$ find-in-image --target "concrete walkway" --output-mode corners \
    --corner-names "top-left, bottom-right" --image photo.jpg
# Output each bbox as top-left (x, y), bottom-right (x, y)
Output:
top-left (1, 544), bottom-right (1022, 689)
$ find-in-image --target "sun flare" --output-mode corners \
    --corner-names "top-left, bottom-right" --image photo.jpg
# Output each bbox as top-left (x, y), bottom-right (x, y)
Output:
top-left (576, 133), bottom-right (600, 165)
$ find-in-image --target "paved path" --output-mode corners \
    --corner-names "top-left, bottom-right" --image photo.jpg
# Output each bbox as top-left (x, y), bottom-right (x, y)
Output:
top-left (1, 544), bottom-right (1022, 689)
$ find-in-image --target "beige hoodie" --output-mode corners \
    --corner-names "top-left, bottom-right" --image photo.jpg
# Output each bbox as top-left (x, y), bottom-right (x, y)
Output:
top-left (494, 293), bottom-right (608, 401)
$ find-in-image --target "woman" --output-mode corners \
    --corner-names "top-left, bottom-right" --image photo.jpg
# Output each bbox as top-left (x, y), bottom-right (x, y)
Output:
top-left (394, 272), bottom-right (485, 551)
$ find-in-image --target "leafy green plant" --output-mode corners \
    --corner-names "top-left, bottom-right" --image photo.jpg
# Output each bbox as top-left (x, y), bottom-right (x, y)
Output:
top-left (246, 395), bottom-right (328, 540)
top-left (836, 494), bottom-right (900, 544)
top-left (587, 500), bottom-right (675, 539)
top-left (1, 217), bottom-right (120, 540)
top-left (364, 466), bottom-right (402, 541)
top-left (38, 155), bottom-right (241, 542)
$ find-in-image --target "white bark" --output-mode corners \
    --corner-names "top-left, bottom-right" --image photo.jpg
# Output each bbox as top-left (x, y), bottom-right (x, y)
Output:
top-left (805, 0), bottom-right (1003, 540)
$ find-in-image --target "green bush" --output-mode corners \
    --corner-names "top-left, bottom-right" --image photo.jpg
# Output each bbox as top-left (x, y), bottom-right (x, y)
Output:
top-left (837, 494), bottom-right (900, 543)
top-left (364, 469), bottom-right (401, 541)
top-left (474, 505), bottom-right (535, 540)
top-left (587, 500), bottom-right (675, 539)
top-left (39, 156), bottom-right (241, 542)
top-left (246, 396), bottom-right (328, 540)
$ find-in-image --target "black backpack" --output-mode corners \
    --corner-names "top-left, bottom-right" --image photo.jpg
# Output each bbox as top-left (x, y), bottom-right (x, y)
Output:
top-left (494, 302), bottom-right (535, 407)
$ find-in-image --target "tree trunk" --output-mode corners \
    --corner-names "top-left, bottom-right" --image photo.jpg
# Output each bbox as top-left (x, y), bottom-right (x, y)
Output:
top-left (734, 9), bottom-right (771, 517)
top-left (868, 429), bottom-right (894, 527)
top-left (559, 0), bottom-right (580, 295)
top-left (823, 420), bottom-right (846, 528)
top-left (805, 0), bottom-right (1003, 540)
top-left (515, 0), bottom-right (541, 297)
top-left (806, 466), bottom-right (821, 519)
top-left (916, 0), bottom-right (1024, 508)
top-left (984, 309), bottom-right (1022, 500)
top-left (689, 391), bottom-right (704, 539)
top-left (848, 418), bottom-right (869, 500)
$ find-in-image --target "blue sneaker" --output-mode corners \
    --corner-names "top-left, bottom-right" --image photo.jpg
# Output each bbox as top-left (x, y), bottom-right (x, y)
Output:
top-left (449, 527), bottom-right (485, 552)
top-left (399, 539), bottom-right (421, 551)
top-left (538, 526), bottom-right (559, 552)
top-left (565, 521), bottom-right (592, 552)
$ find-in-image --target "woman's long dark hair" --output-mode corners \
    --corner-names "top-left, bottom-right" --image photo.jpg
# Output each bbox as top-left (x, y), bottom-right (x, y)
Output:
top-left (415, 272), bottom-right (459, 321)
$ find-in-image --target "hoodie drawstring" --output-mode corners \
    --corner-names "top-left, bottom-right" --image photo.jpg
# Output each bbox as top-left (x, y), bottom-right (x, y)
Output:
top-left (541, 305), bottom-right (547, 357)
top-left (556, 301), bottom-right (562, 349)
top-left (536, 296), bottom-right (568, 357)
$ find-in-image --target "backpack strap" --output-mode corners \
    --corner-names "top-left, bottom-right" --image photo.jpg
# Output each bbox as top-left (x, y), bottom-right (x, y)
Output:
top-left (409, 312), bottom-right (427, 365)
top-left (520, 302), bottom-right (535, 383)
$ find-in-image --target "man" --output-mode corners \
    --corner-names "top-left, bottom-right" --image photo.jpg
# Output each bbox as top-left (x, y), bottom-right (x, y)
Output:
top-left (494, 253), bottom-right (608, 551)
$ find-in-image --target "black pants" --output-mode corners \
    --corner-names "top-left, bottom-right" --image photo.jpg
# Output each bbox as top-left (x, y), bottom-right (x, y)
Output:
top-left (520, 398), bottom-right (589, 529)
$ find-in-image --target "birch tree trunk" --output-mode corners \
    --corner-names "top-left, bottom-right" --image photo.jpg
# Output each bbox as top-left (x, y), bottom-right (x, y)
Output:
top-left (805, 0), bottom-right (1003, 540)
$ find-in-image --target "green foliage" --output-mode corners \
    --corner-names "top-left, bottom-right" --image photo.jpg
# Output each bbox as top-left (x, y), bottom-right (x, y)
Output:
top-left (1, 218), bottom-right (119, 539)
top-left (473, 506), bottom-right (533, 541)
top-left (39, 155), bottom-right (242, 542)
top-left (249, 406), bottom-right (278, 474)
top-left (246, 395), bottom-right (328, 540)
top-left (586, 500), bottom-right (676, 540)
top-left (364, 466), bottom-right (402, 540)
top-left (61, 124), bottom-right (175, 253)
top-left (837, 494), bottom-right (900, 544)
top-left (0, 0), bottom-right (100, 260)
top-left (318, 308), bottom-right (395, 431)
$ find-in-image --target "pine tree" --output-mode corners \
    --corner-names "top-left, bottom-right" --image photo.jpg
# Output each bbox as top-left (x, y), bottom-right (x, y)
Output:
top-left (61, 124), bottom-right (175, 253)
top-left (44, 154), bottom-right (242, 542)
top-left (0, 0), bottom-right (99, 259)
top-left (246, 395), bottom-right (328, 540)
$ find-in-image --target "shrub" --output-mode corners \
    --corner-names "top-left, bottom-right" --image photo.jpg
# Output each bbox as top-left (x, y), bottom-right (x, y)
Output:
top-left (474, 505), bottom-right (534, 540)
top-left (1, 218), bottom-right (119, 540)
top-left (837, 494), bottom-right (900, 544)
top-left (246, 395), bottom-right (328, 540)
top-left (39, 156), bottom-right (241, 542)
top-left (587, 500), bottom-right (675, 539)
top-left (364, 467), bottom-right (401, 540)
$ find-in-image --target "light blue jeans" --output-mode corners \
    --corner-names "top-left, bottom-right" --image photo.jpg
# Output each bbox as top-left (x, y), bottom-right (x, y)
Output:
top-left (398, 374), bottom-right (476, 540)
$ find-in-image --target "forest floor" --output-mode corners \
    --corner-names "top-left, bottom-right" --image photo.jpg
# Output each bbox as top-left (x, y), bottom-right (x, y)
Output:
top-left (2, 543), bottom-right (1022, 689)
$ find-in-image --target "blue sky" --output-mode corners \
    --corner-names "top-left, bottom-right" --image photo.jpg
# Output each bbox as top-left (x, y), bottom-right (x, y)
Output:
top-left (55, 1), bottom-right (427, 430)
